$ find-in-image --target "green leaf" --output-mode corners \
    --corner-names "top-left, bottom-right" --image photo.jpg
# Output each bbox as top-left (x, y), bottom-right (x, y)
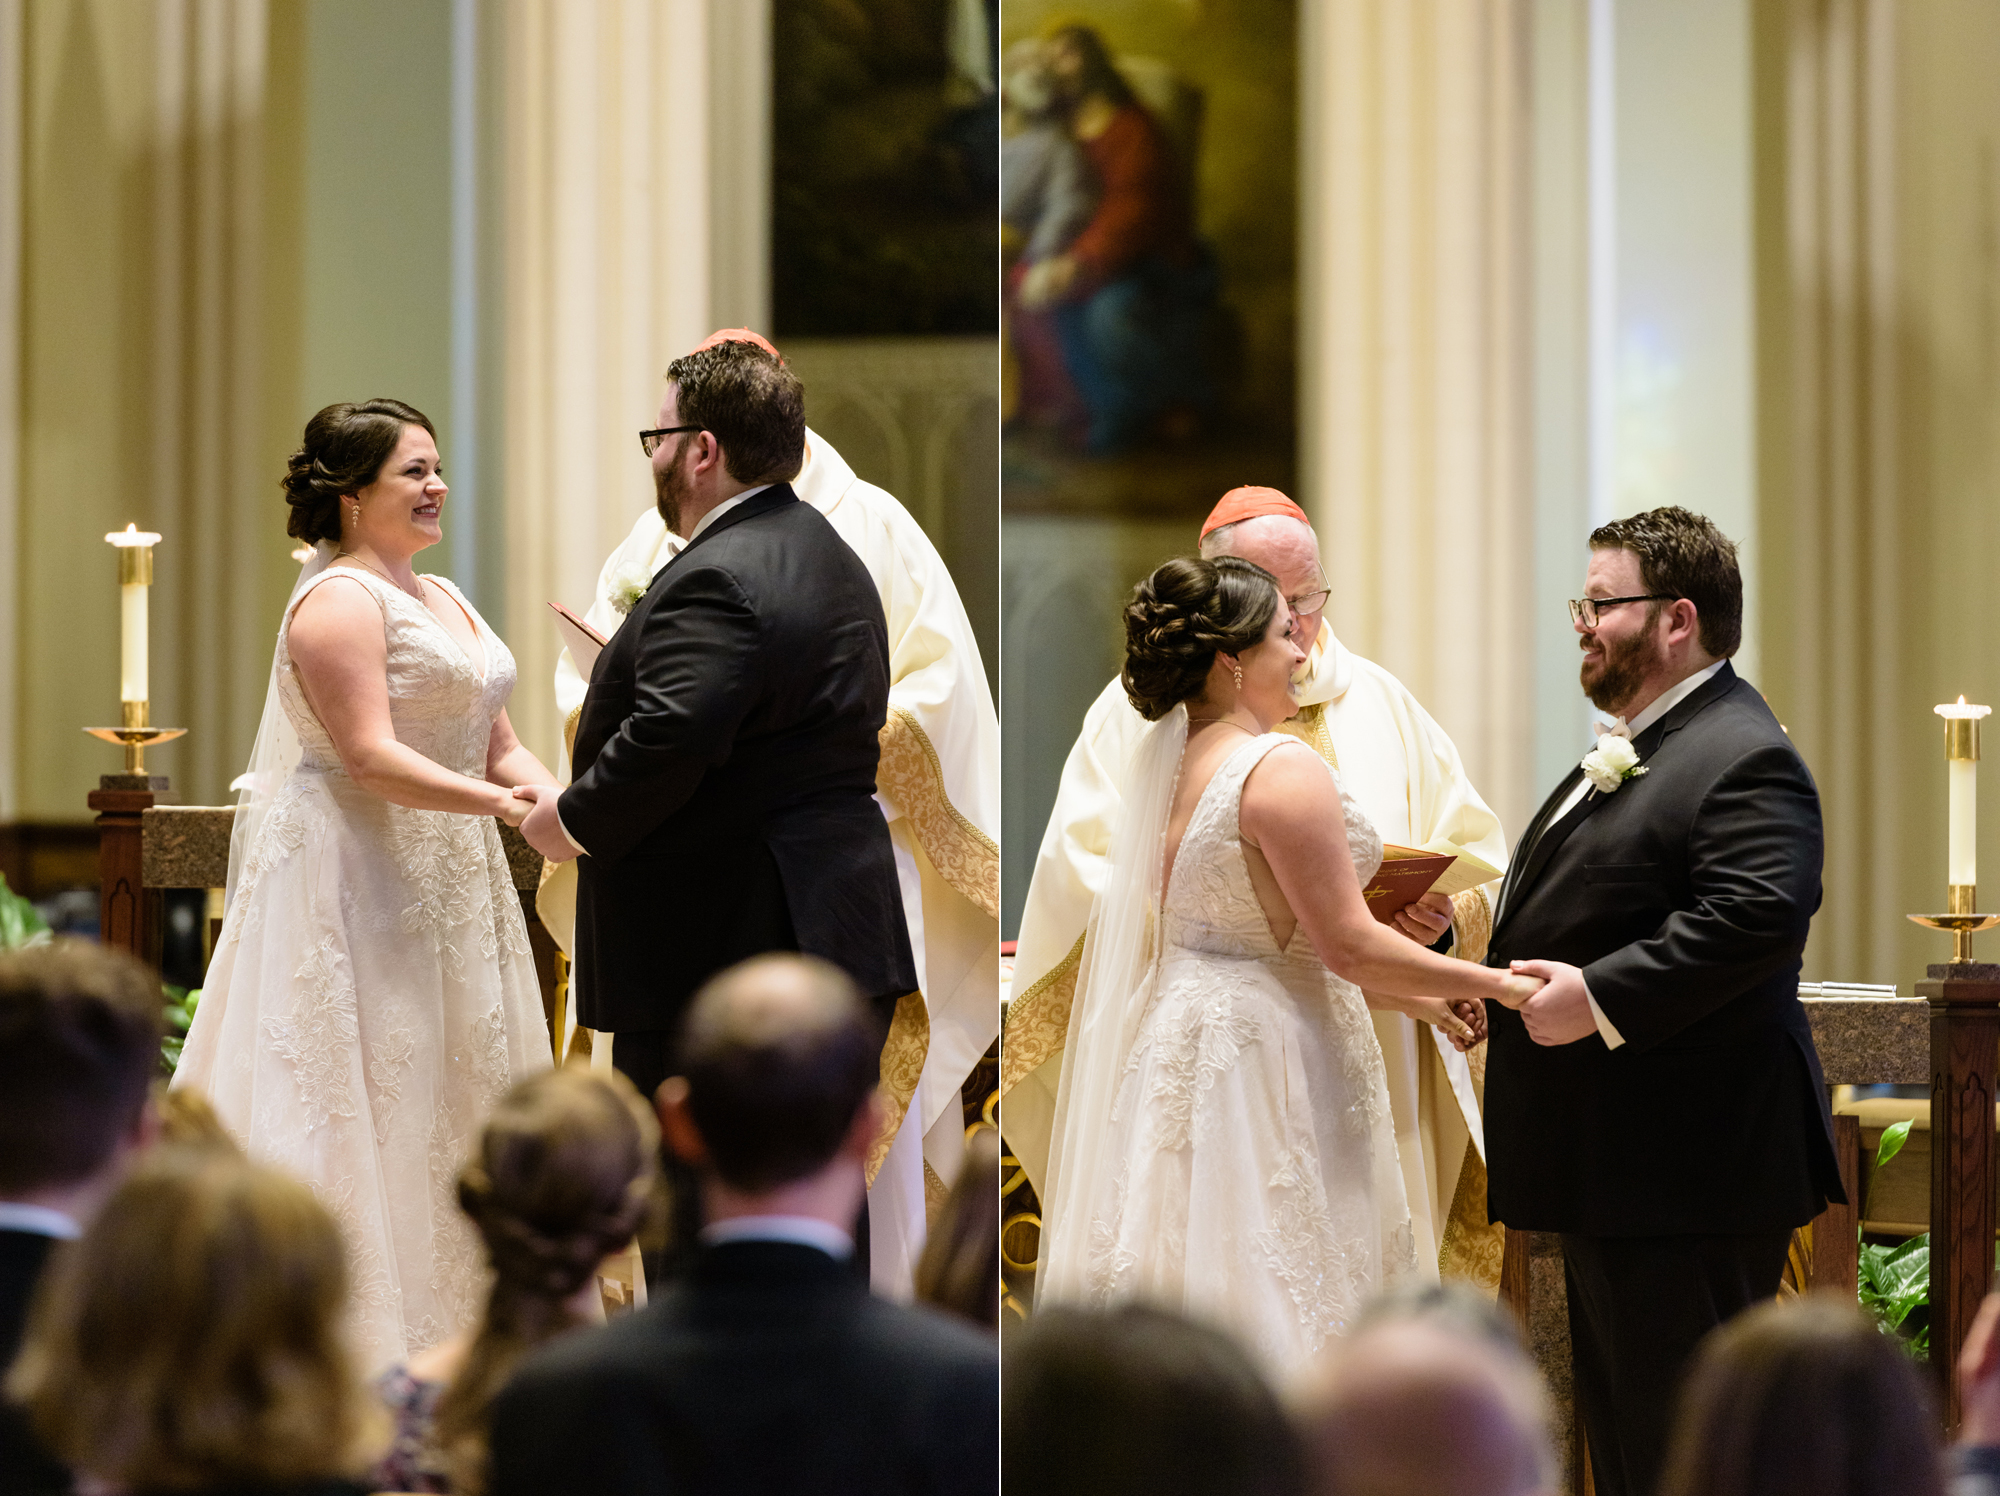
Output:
top-left (0, 874), bottom-right (51, 951)
top-left (1877, 1118), bottom-right (1913, 1172)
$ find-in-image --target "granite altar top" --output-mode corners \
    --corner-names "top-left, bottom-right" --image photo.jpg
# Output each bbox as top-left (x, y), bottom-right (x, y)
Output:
top-left (1800, 996), bottom-right (1928, 1086)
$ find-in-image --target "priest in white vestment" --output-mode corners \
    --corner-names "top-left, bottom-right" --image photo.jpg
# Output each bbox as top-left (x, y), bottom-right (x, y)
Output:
top-left (1004, 487), bottom-right (1509, 1285)
top-left (541, 335), bottom-right (999, 1299)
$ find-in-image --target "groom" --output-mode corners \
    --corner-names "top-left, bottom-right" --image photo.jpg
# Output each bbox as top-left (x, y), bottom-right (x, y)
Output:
top-left (517, 339), bottom-right (917, 1105)
top-left (1485, 506), bottom-right (1844, 1496)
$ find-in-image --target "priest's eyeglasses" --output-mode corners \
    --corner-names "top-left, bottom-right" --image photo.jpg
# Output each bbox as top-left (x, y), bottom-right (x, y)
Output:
top-left (1287, 587), bottom-right (1331, 617)
top-left (639, 424), bottom-right (701, 458)
top-left (1567, 593), bottom-right (1676, 628)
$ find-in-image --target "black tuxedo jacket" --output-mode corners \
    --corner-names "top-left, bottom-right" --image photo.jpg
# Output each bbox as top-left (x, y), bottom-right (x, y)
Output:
top-left (488, 1240), bottom-right (998, 1496)
top-left (562, 485), bottom-right (916, 1038)
top-left (1, 1229), bottom-right (69, 1496)
top-left (1483, 663), bottom-right (1845, 1236)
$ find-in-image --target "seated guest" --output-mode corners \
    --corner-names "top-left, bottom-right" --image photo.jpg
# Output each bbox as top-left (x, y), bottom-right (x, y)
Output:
top-left (488, 954), bottom-right (998, 1496)
top-left (0, 940), bottom-right (162, 1496)
top-left (1003, 1303), bottom-right (1305, 1496)
top-left (1944, 1291), bottom-right (2000, 1495)
top-left (1657, 1297), bottom-right (1943, 1496)
top-left (155, 1082), bottom-right (242, 1153)
top-left (1293, 1285), bottom-right (1554, 1496)
top-left (6, 1147), bottom-right (384, 1496)
top-left (914, 1126), bottom-right (1001, 1330)
top-left (372, 1068), bottom-right (658, 1494)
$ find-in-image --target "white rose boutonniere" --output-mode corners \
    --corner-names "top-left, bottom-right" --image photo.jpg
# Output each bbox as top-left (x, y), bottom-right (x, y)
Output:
top-left (608, 561), bottom-right (653, 617)
top-left (1580, 733), bottom-right (1648, 795)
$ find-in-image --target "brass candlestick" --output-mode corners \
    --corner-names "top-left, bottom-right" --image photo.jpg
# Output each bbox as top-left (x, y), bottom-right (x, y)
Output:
top-left (84, 526), bottom-right (184, 777)
top-left (84, 703), bottom-right (187, 777)
top-left (1911, 698), bottom-right (1999, 962)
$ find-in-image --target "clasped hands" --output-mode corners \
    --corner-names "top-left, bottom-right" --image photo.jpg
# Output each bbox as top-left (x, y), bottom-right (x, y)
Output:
top-left (1387, 893), bottom-right (1592, 1049)
top-left (503, 783), bottom-right (579, 864)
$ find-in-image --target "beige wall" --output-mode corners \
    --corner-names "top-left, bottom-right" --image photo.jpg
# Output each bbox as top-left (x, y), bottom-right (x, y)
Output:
top-left (13, 0), bottom-right (305, 818)
top-left (1756, 0), bottom-right (2000, 984)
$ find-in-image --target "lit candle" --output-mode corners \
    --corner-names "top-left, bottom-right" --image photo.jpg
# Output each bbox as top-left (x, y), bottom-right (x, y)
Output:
top-left (1937, 696), bottom-right (1991, 891)
top-left (107, 525), bottom-right (161, 711)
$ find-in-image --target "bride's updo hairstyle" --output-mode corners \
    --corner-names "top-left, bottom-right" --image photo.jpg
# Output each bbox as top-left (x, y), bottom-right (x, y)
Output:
top-left (1122, 555), bottom-right (1280, 721)
top-left (282, 399), bottom-right (437, 544)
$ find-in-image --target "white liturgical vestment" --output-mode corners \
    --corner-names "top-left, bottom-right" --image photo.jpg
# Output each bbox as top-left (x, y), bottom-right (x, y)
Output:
top-left (542, 430), bottom-right (1000, 1299)
top-left (1004, 623), bottom-right (1507, 1278)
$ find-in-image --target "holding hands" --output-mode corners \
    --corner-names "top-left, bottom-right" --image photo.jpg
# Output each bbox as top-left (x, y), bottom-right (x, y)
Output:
top-left (509, 783), bottom-right (579, 864)
top-left (1500, 959), bottom-right (1597, 1046)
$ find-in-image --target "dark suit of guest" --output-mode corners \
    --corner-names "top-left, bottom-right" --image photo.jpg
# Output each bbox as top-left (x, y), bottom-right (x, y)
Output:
top-left (487, 1239), bottom-right (998, 1496)
top-left (1484, 662), bottom-right (1844, 1496)
top-left (0, 1229), bottom-right (69, 1496)
top-left (562, 483), bottom-right (917, 1099)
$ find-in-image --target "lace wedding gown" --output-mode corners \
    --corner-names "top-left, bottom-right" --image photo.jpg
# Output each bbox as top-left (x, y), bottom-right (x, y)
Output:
top-left (1045, 733), bottom-right (1421, 1375)
top-left (174, 568), bottom-right (552, 1367)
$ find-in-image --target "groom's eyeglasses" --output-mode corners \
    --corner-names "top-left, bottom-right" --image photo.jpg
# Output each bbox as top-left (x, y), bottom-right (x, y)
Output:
top-left (1568, 593), bottom-right (1676, 628)
top-left (639, 425), bottom-right (701, 458)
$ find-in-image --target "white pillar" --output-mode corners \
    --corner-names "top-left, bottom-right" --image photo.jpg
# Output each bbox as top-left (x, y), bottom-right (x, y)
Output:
top-left (1297, 0), bottom-right (1537, 838)
top-left (499, 0), bottom-right (723, 765)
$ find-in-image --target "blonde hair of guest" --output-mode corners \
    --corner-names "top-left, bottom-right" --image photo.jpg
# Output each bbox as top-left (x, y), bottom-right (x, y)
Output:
top-left (434, 1067), bottom-right (662, 1495)
top-left (915, 1127), bottom-right (1002, 1330)
top-left (6, 1146), bottom-right (384, 1487)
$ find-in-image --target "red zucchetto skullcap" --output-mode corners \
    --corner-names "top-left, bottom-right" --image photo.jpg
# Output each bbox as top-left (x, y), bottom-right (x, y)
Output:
top-left (691, 328), bottom-right (784, 363)
top-left (1200, 486), bottom-right (1310, 538)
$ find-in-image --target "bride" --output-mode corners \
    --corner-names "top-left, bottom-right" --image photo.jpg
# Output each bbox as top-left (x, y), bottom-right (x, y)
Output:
top-left (1037, 556), bottom-right (1540, 1376)
top-left (174, 399), bottom-right (556, 1366)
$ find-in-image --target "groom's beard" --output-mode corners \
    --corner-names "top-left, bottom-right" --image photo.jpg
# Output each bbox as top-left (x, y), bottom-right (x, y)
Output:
top-left (655, 454), bottom-right (690, 537)
top-left (1580, 624), bottom-right (1663, 714)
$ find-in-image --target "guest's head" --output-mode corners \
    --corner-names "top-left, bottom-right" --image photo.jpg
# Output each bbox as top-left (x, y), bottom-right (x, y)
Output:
top-left (1295, 1285), bottom-right (1554, 1496)
top-left (914, 1127), bottom-right (1001, 1330)
top-left (658, 954), bottom-right (882, 1228)
top-left (1957, 1290), bottom-right (2000, 1448)
top-left (1657, 1297), bottom-right (1943, 1496)
top-left (282, 397), bottom-right (443, 557)
top-left (1123, 554), bottom-right (1302, 728)
top-left (0, 940), bottom-right (162, 1221)
top-left (154, 1082), bottom-right (242, 1154)
top-left (435, 1067), bottom-right (661, 1496)
top-left (1003, 1303), bottom-right (1306, 1496)
top-left (654, 338), bottom-right (806, 536)
top-left (1199, 488), bottom-right (1329, 645)
top-left (7, 1147), bottom-right (382, 1489)
top-left (1578, 505), bottom-right (1740, 715)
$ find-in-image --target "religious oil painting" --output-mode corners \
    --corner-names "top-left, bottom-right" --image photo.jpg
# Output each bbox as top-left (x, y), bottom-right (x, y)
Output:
top-left (1001, 0), bottom-right (1297, 522)
top-left (773, 0), bottom-right (1000, 337)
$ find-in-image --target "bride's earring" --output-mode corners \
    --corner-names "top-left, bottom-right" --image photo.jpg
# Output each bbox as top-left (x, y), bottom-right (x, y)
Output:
top-left (1233, 664), bottom-right (1243, 691)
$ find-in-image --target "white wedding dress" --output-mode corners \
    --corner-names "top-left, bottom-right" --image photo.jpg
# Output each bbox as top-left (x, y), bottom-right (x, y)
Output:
top-left (174, 567), bottom-right (552, 1367)
top-left (1040, 730), bottom-right (1421, 1376)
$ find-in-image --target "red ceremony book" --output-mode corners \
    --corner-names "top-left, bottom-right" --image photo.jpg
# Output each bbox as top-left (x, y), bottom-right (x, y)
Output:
top-left (1360, 846), bottom-right (1458, 925)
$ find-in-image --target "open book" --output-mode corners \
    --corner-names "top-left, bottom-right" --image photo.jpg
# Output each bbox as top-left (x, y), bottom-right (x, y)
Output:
top-left (549, 602), bottom-right (608, 676)
top-left (1360, 839), bottom-right (1502, 924)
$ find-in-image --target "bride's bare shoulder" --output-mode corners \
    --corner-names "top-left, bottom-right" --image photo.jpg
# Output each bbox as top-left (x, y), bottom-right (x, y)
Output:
top-left (287, 570), bottom-right (388, 665)
top-left (1239, 737), bottom-right (1337, 832)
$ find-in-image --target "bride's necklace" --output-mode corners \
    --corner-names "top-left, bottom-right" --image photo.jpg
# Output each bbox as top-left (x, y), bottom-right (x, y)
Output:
top-left (334, 550), bottom-right (424, 602)
top-left (1187, 716), bottom-right (1255, 736)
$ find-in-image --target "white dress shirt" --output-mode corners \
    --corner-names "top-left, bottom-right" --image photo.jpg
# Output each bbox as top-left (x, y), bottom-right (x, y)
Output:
top-left (0, 1201), bottom-right (81, 1239)
top-left (699, 1213), bottom-right (854, 1261)
top-left (1553, 660), bottom-right (1727, 1049)
top-left (555, 485), bottom-right (775, 856)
